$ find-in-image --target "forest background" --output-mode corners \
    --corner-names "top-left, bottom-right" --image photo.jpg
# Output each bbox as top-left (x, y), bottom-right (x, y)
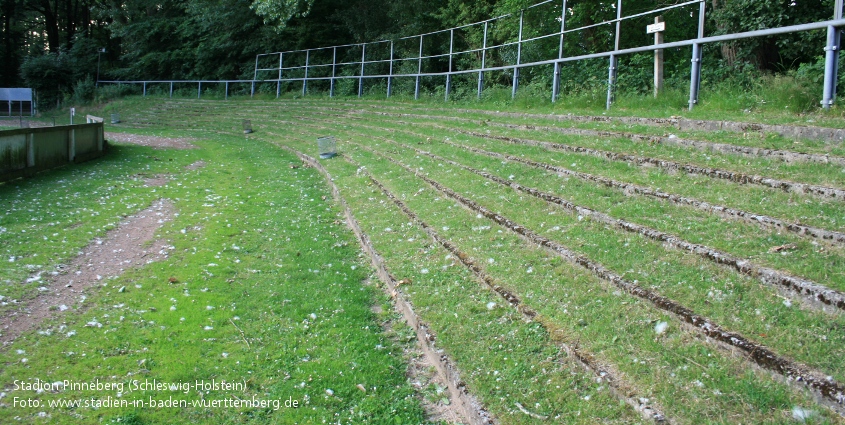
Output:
top-left (0, 0), bottom-right (841, 111)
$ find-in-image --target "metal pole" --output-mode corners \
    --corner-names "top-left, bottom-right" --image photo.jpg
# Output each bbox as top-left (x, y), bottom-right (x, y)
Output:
top-left (331, 47), bottom-right (337, 97)
top-left (388, 41), bottom-right (394, 98)
top-left (689, 0), bottom-right (706, 110)
top-left (359, 44), bottom-right (366, 98)
top-left (512, 10), bottom-right (524, 99)
top-left (415, 35), bottom-right (423, 100)
top-left (446, 29), bottom-right (455, 100)
top-left (170, 82), bottom-right (173, 98)
top-left (277, 53), bottom-right (283, 98)
top-left (96, 51), bottom-right (101, 89)
top-left (303, 50), bottom-right (310, 96)
top-left (253, 55), bottom-right (259, 97)
top-left (478, 21), bottom-right (488, 99)
top-left (552, 0), bottom-right (567, 102)
top-left (606, 0), bottom-right (622, 109)
top-left (822, 0), bottom-right (843, 109)
top-left (143, 82), bottom-right (146, 97)
top-left (225, 82), bottom-right (229, 100)
top-left (198, 82), bottom-right (201, 99)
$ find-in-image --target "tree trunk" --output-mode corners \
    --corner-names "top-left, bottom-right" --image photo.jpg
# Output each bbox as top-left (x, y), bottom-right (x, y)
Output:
top-left (41, 0), bottom-right (61, 52)
top-left (711, 0), bottom-right (737, 66)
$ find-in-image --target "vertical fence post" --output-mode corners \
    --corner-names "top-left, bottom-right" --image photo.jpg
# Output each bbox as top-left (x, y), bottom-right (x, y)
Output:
top-left (415, 35), bottom-right (424, 100)
top-left (446, 29), bottom-right (454, 101)
top-left (277, 52), bottom-right (283, 98)
top-left (303, 50), bottom-right (310, 96)
top-left (822, 0), bottom-right (843, 109)
top-left (512, 10), bottom-right (524, 99)
top-left (688, 0), bottom-right (706, 110)
top-left (654, 16), bottom-right (664, 98)
top-left (552, 0), bottom-right (567, 102)
top-left (330, 47), bottom-right (337, 97)
top-left (478, 21), bottom-right (488, 99)
top-left (606, 0), bottom-right (622, 109)
top-left (225, 82), bottom-right (229, 100)
top-left (388, 41), bottom-right (395, 98)
top-left (359, 44), bottom-right (366, 98)
top-left (198, 82), bottom-right (201, 99)
top-left (143, 82), bottom-right (147, 97)
top-left (253, 55), bottom-right (259, 98)
top-left (170, 82), bottom-right (173, 98)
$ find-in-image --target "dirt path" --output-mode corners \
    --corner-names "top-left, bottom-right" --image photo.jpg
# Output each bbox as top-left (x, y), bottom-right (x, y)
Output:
top-left (0, 199), bottom-right (175, 347)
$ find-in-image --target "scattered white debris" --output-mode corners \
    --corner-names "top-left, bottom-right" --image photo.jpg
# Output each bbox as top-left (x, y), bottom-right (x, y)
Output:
top-left (420, 268), bottom-right (429, 274)
top-left (486, 302), bottom-right (497, 310)
top-left (792, 406), bottom-right (815, 422)
top-left (325, 389), bottom-right (334, 396)
top-left (204, 326), bottom-right (213, 330)
top-left (654, 321), bottom-right (668, 335)
top-left (783, 299), bottom-right (792, 307)
top-left (309, 313), bottom-right (317, 320)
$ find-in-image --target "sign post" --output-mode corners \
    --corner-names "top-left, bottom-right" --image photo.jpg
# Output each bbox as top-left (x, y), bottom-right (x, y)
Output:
top-left (70, 107), bottom-right (75, 125)
top-left (648, 16), bottom-right (665, 98)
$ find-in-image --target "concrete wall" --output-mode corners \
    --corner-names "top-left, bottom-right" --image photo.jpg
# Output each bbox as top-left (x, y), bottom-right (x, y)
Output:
top-left (0, 123), bottom-right (105, 183)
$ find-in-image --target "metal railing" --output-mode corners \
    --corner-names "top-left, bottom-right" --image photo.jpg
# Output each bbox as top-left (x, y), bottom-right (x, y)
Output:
top-left (101, 0), bottom-right (844, 110)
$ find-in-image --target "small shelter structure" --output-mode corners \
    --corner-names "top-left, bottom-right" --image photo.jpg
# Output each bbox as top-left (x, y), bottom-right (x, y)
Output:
top-left (0, 88), bottom-right (35, 117)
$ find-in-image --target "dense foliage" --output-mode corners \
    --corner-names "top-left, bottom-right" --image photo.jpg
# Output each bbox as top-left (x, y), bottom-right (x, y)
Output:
top-left (0, 0), bottom-right (841, 110)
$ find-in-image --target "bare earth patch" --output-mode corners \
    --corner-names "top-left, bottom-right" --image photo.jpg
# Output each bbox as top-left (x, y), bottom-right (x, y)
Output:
top-left (185, 160), bottom-right (206, 170)
top-left (106, 132), bottom-right (198, 149)
top-left (143, 174), bottom-right (170, 187)
top-left (0, 199), bottom-right (176, 347)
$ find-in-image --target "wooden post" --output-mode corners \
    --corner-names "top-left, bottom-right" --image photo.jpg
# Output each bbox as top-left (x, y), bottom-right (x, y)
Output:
top-left (654, 16), bottom-right (664, 98)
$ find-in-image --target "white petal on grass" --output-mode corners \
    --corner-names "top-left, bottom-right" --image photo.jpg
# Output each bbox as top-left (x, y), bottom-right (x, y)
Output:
top-left (486, 302), bottom-right (497, 310)
top-left (654, 321), bottom-right (668, 335)
top-left (204, 326), bottom-right (213, 330)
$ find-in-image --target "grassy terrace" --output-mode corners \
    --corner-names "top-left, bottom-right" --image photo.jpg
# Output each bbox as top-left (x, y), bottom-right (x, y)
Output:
top-left (3, 95), bottom-right (844, 424)
top-left (0, 122), bottom-right (431, 423)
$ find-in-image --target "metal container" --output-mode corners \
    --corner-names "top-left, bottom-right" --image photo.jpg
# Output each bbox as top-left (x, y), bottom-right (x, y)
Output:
top-left (317, 136), bottom-right (336, 159)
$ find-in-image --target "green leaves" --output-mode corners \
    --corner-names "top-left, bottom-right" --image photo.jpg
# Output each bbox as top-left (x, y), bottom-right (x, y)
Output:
top-left (250, 0), bottom-right (315, 31)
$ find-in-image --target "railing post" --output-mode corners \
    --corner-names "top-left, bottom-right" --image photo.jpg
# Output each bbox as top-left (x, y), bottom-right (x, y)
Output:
top-left (359, 44), bottom-right (366, 98)
top-left (303, 50), bottom-right (310, 96)
top-left (822, 0), bottom-right (843, 109)
top-left (552, 0), bottom-right (567, 102)
top-left (170, 82), bottom-right (173, 98)
top-left (446, 29), bottom-right (454, 101)
top-left (415, 35), bottom-right (423, 100)
top-left (198, 82), bottom-right (201, 99)
top-left (277, 52), bottom-right (283, 98)
top-left (688, 0), bottom-right (706, 110)
top-left (253, 55), bottom-right (259, 97)
top-left (225, 82), bottom-right (229, 100)
top-left (606, 0), bottom-right (622, 109)
top-left (512, 10), bottom-right (524, 99)
top-left (478, 21), bottom-right (488, 99)
top-left (143, 82), bottom-right (146, 97)
top-left (331, 47), bottom-right (337, 97)
top-left (388, 41), bottom-right (394, 98)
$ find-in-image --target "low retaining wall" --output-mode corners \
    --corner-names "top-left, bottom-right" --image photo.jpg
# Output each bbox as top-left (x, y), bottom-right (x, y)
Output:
top-left (0, 123), bottom-right (105, 183)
